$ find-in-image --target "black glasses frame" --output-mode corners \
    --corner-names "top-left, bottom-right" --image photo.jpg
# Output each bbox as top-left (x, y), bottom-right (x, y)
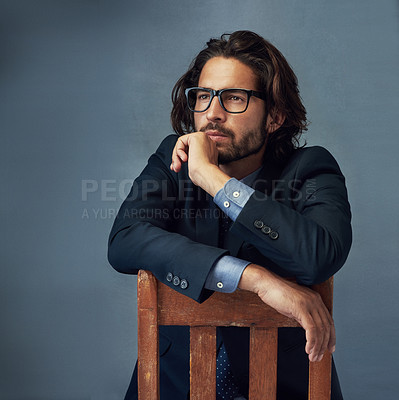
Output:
top-left (185, 87), bottom-right (266, 114)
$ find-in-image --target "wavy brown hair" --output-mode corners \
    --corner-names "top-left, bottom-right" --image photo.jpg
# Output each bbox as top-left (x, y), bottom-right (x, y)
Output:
top-left (171, 30), bottom-right (308, 162)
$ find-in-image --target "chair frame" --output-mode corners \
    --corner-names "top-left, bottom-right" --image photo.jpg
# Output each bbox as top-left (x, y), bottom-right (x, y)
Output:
top-left (137, 269), bottom-right (333, 400)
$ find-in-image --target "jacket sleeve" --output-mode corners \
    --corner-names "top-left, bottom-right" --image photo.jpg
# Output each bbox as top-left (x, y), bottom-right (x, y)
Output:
top-left (107, 135), bottom-right (228, 303)
top-left (231, 146), bottom-right (352, 285)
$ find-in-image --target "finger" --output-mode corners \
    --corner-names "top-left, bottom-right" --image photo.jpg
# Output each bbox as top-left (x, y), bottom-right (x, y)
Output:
top-left (177, 148), bottom-right (188, 162)
top-left (170, 142), bottom-right (179, 171)
top-left (314, 309), bottom-right (331, 362)
top-left (327, 315), bottom-right (336, 354)
top-left (299, 312), bottom-right (319, 362)
top-left (171, 137), bottom-right (188, 172)
top-left (170, 153), bottom-right (184, 173)
top-left (301, 308), bottom-right (327, 362)
top-left (174, 137), bottom-right (188, 160)
top-left (304, 320), bottom-right (320, 362)
top-left (308, 296), bottom-right (335, 362)
top-left (305, 328), bottom-right (316, 357)
top-left (317, 300), bottom-right (335, 357)
top-left (170, 156), bottom-right (181, 172)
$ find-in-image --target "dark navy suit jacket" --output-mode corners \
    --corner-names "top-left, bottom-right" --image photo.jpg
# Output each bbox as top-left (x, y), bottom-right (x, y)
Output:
top-left (108, 134), bottom-right (352, 399)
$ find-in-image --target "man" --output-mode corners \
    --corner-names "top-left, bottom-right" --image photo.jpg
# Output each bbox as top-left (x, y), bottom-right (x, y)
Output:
top-left (108, 30), bottom-right (351, 400)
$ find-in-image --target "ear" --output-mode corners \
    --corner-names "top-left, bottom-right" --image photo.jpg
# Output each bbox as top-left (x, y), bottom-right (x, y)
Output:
top-left (266, 111), bottom-right (285, 134)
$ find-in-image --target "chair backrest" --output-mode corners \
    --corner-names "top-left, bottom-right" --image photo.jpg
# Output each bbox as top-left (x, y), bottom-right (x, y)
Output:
top-left (137, 269), bottom-right (333, 400)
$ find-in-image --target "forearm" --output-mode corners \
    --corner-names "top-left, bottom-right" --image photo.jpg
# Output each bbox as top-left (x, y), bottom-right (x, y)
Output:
top-left (238, 263), bottom-right (287, 295)
top-left (238, 262), bottom-right (336, 363)
top-left (192, 164), bottom-right (230, 198)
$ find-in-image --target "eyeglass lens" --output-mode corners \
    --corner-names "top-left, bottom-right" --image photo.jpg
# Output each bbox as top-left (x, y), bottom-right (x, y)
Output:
top-left (187, 88), bottom-right (249, 113)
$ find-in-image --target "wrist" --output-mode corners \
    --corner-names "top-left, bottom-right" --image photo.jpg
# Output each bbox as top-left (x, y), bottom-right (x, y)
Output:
top-left (196, 165), bottom-right (230, 197)
top-left (239, 264), bottom-right (271, 294)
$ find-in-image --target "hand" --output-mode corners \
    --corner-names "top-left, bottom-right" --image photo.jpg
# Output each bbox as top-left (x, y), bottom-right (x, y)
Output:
top-left (239, 264), bottom-right (336, 362)
top-left (170, 132), bottom-right (229, 196)
top-left (170, 131), bottom-right (218, 175)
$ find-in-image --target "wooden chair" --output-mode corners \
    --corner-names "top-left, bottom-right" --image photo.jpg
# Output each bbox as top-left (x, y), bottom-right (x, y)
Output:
top-left (137, 270), bottom-right (333, 400)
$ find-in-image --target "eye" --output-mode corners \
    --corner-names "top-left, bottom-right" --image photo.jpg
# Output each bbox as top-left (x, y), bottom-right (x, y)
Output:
top-left (228, 95), bottom-right (244, 102)
top-left (224, 90), bottom-right (247, 103)
top-left (197, 91), bottom-right (211, 101)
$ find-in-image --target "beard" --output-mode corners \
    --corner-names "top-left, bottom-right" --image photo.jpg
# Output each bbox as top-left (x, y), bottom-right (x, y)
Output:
top-left (198, 118), bottom-right (267, 165)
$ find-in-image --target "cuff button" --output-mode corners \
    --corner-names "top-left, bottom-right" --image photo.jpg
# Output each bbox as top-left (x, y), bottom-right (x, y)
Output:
top-left (216, 282), bottom-right (224, 289)
top-left (180, 279), bottom-right (188, 289)
top-left (166, 272), bottom-right (173, 282)
top-left (223, 201), bottom-right (230, 208)
top-left (261, 225), bottom-right (272, 235)
top-left (233, 191), bottom-right (240, 198)
top-left (254, 220), bottom-right (264, 229)
top-left (172, 276), bottom-right (180, 286)
top-left (269, 231), bottom-right (279, 240)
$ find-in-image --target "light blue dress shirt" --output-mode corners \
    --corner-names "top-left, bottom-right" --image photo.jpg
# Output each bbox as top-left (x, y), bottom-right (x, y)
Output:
top-left (204, 170), bottom-right (259, 293)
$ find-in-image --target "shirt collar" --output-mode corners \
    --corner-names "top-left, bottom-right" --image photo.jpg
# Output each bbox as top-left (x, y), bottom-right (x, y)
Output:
top-left (240, 167), bottom-right (262, 186)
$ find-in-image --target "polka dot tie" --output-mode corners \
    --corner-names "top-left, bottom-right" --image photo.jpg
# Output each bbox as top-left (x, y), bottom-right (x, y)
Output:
top-left (216, 343), bottom-right (241, 400)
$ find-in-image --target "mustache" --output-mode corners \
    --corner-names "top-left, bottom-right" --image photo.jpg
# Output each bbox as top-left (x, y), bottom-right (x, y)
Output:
top-left (199, 123), bottom-right (235, 138)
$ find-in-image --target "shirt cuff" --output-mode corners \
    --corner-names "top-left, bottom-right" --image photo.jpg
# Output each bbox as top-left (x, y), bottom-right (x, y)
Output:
top-left (204, 255), bottom-right (250, 293)
top-left (214, 178), bottom-right (255, 221)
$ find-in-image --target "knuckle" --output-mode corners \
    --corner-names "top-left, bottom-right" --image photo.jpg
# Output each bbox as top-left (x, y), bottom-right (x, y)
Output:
top-left (307, 326), bottom-right (317, 336)
top-left (299, 298), bottom-right (311, 309)
top-left (312, 292), bottom-right (322, 302)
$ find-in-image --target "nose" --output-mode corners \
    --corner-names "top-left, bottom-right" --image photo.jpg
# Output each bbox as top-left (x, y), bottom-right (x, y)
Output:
top-left (205, 95), bottom-right (227, 123)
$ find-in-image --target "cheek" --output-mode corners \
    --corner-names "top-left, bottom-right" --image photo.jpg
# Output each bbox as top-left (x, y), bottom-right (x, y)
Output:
top-left (193, 114), bottom-right (201, 130)
top-left (194, 113), bottom-right (210, 131)
top-left (233, 116), bottom-right (253, 132)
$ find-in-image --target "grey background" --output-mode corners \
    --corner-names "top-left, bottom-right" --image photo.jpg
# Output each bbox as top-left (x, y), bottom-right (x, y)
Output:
top-left (1, 0), bottom-right (398, 399)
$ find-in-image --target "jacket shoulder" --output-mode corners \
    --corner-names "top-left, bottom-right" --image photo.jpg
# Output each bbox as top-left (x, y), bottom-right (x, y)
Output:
top-left (285, 145), bottom-right (343, 177)
top-left (142, 134), bottom-right (179, 172)
top-left (155, 134), bottom-right (179, 158)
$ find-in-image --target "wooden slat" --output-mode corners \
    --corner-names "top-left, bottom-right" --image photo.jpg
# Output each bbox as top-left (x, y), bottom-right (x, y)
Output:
top-left (190, 326), bottom-right (217, 400)
top-left (158, 284), bottom-right (300, 328)
top-left (312, 277), bottom-right (334, 313)
top-left (249, 327), bottom-right (278, 400)
top-left (309, 352), bottom-right (332, 400)
top-left (137, 270), bottom-right (159, 400)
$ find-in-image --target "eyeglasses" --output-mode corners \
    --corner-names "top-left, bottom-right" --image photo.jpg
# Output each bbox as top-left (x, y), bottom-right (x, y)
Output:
top-left (185, 87), bottom-right (266, 114)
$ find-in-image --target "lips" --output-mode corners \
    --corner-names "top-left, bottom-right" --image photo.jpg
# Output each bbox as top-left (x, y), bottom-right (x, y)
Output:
top-left (200, 124), bottom-right (233, 141)
top-left (206, 130), bottom-right (227, 137)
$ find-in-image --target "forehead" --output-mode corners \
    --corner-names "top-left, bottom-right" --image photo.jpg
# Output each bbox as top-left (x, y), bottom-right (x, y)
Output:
top-left (198, 57), bottom-right (258, 90)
